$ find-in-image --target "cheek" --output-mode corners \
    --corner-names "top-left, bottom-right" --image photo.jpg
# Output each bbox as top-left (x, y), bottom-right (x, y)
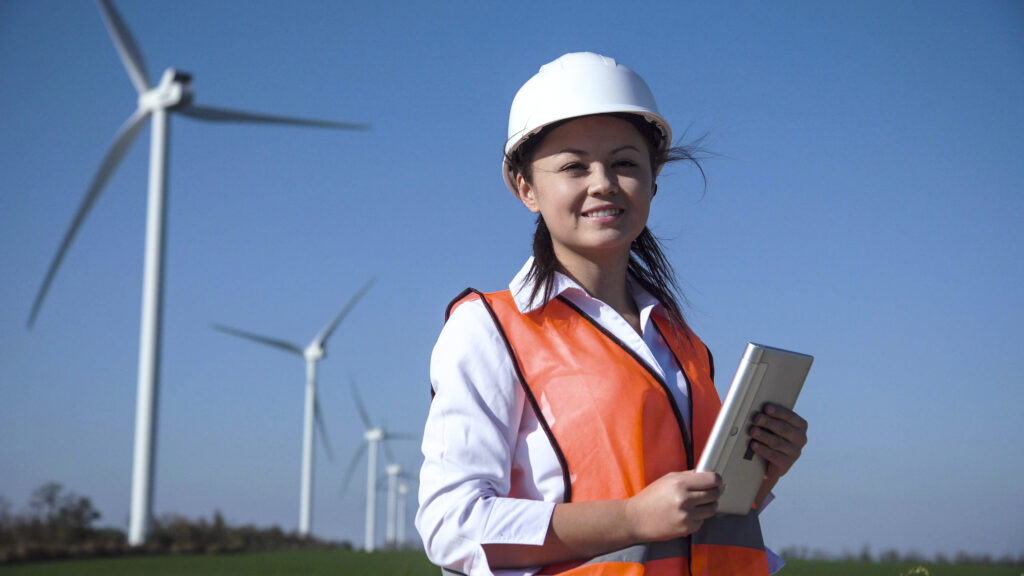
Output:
top-left (629, 179), bottom-right (654, 208)
top-left (536, 181), bottom-right (581, 213)
top-left (632, 191), bottom-right (653, 227)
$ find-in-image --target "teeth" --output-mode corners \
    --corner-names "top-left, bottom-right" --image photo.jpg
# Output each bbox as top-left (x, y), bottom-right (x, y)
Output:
top-left (584, 209), bottom-right (622, 217)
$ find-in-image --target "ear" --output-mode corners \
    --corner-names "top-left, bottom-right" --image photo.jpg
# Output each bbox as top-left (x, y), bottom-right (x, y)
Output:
top-left (517, 173), bottom-right (540, 213)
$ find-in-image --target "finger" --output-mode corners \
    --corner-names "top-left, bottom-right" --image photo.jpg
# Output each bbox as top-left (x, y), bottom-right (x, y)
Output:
top-left (698, 487), bottom-right (722, 504)
top-left (763, 404), bottom-right (808, 431)
top-left (681, 486), bottom-right (721, 508)
top-left (682, 471), bottom-right (722, 490)
top-left (749, 425), bottom-right (802, 457)
top-left (749, 440), bottom-right (796, 472)
top-left (753, 413), bottom-right (807, 448)
top-left (691, 500), bottom-right (719, 520)
top-left (683, 517), bottom-right (707, 536)
top-left (681, 502), bottom-right (718, 536)
top-left (679, 485), bottom-right (720, 504)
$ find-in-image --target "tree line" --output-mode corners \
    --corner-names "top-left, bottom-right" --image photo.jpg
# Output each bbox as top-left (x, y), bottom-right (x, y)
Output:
top-left (0, 483), bottom-right (349, 565)
top-left (779, 544), bottom-right (1024, 568)
top-left (3, 483), bottom-right (1019, 567)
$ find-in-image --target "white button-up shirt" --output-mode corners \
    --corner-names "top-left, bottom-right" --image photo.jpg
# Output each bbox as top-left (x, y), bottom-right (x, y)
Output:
top-left (416, 258), bottom-right (779, 576)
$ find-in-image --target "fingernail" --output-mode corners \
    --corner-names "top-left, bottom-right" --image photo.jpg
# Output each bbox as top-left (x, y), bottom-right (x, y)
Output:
top-left (765, 404), bottom-right (776, 415)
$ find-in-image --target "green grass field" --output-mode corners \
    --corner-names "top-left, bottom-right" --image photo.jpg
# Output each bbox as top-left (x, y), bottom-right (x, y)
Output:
top-left (0, 550), bottom-right (1020, 576)
top-left (778, 560), bottom-right (1020, 576)
top-left (0, 550), bottom-right (431, 576)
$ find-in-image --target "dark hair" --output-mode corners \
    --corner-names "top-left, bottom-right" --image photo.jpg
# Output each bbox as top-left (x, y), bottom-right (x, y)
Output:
top-left (506, 113), bottom-right (706, 332)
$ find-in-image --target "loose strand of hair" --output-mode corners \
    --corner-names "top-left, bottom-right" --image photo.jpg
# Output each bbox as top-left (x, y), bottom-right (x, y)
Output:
top-left (525, 216), bottom-right (558, 310)
top-left (627, 228), bottom-right (690, 335)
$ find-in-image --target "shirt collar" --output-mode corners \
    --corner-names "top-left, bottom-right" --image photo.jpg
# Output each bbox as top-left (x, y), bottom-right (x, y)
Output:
top-left (509, 257), bottom-right (662, 324)
top-left (509, 257), bottom-right (579, 313)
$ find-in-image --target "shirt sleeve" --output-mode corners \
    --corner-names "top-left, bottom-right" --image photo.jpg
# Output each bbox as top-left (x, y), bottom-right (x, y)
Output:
top-left (756, 492), bottom-right (787, 574)
top-left (416, 300), bottom-right (556, 576)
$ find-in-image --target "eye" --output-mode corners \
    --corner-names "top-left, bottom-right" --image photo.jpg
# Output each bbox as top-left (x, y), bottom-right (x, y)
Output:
top-left (613, 159), bottom-right (638, 168)
top-left (560, 161), bottom-right (587, 173)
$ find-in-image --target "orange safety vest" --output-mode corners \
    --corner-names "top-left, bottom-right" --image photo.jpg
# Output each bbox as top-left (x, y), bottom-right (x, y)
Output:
top-left (445, 288), bottom-right (770, 576)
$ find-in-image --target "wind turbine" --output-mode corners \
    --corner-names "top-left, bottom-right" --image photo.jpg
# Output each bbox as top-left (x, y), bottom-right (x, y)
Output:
top-left (384, 462), bottom-right (418, 549)
top-left (396, 479), bottom-right (412, 548)
top-left (343, 382), bottom-right (417, 552)
top-left (212, 278), bottom-right (374, 538)
top-left (385, 464), bottom-right (401, 548)
top-left (25, 0), bottom-right (367, 547)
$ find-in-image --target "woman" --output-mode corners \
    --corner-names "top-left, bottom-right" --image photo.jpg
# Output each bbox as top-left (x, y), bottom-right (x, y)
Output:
top-left (416, 52), bottom-right (808, 576)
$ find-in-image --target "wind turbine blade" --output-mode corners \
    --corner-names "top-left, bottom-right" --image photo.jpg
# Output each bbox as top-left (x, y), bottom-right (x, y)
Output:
top-left (315, 278), bottom-right (376, 347)
top-left (178, 104), bottom-right (370, 131)
top-left (341, 443), bottom-right (367, 493)
top-left (383, 440), bottom-right (395, 465)
top-left (384, 432), bottom-right (419, 441)
top-left (210, 323), bottom-right (304, 356)
top-left (96, 0), bottom-right (150, 94)
top-left (349, 379), bottom-right (372, 430)
top-left (314, 397), bottom-right (335, 462)
top-left (27, 108), bottom-right (150, 328)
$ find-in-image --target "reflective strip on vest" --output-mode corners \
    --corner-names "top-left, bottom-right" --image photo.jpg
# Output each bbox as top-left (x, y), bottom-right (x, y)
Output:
top-left (696, 509), bottom-right (765, 549)
top-left (576, 538), bottom-right (688, 566)
top-left (446, 289), bottom-right (769, 576)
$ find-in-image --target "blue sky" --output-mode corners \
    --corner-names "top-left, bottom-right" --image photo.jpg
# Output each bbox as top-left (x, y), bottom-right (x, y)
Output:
top-left (1, 0), bottom-right (1021, 559)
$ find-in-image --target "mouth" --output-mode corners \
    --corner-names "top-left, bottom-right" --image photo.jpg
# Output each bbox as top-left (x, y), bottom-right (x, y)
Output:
top-left (581, 207), bottom-right (624, 218)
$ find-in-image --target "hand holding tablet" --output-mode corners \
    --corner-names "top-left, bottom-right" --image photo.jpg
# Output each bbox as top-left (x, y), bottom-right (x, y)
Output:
top-left (696, 343), bottom-right (813, 515)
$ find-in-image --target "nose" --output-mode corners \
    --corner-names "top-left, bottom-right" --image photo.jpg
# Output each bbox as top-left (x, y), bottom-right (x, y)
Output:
top-left (587, 163), bottom-right (618, 196)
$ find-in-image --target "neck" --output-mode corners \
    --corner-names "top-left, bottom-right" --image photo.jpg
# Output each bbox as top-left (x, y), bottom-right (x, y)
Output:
top-left (554, 248), bottom-right (636, 319)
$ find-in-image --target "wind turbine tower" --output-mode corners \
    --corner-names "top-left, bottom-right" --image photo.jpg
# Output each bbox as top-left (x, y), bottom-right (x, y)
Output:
top-left (213, 279), bottom-right (374, 538)
top-left (26, 0), bottom-right (367, 547)
top-left (385, 463), bottom-right (400, 548)
top-left (397, 480), bottom-right (410, 547)
top-left (383, 463), bottom-right (417, 549)
top-left (344, 384), bottom-right (417, 552)
top-left (364, 427), bottom-right (384, 552)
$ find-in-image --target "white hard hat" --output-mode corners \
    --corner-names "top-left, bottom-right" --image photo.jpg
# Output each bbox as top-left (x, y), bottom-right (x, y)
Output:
top-left (502, 52), bottom-right (672, 195)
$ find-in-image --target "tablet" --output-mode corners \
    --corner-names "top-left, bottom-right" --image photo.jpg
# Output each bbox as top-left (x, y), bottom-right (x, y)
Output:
top-left (696, 342), bottom-right (813, 515)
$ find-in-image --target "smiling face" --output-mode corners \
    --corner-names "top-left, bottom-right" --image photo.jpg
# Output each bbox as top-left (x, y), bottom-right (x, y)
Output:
top-left (516, 114), bottom-right (655, 273)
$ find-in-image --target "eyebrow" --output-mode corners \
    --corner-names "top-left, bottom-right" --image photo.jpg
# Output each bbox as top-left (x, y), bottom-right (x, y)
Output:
top-left (557, 145), bottom-right (642, 155)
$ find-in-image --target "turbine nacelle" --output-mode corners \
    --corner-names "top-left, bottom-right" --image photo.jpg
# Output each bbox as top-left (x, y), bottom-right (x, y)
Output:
top-left (138, 68), bottom-right (194, 112)
top-left (365, 428), bottom-right (384, 442)
top-left (304, 344), bottom-right (325, 362)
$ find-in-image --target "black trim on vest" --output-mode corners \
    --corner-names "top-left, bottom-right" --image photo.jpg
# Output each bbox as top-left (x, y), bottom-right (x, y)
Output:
top-left (445, 287), bottom-right (477, 321)
top-left (647, 318), bottom-right (709, 576)
top-left (469, 289), bottom-right (575, 503)
top-left (555, 296), bottom-right (694, 465)
top-left (649, 318), bottom-right (705, 472)
top-left (433, 288), bottom-right (485, 401)
top-left (707, 345), bottom-right (715, 383)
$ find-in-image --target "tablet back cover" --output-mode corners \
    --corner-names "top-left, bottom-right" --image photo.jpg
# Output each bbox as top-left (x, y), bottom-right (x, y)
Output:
top-left (696, 343), bottom-right (813, 515)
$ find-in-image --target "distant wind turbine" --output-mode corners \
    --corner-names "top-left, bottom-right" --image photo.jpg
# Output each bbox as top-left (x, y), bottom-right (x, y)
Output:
top-left (25, 0), bottom-right (367, 547)
top-left (342, 382), bottom-right (417, 552)
top-left (212, 278), bottom-right (375, 538)
top-left (384, 463), bottom-right (418, 549)
top-left (396, 479), bottom-right (412, 547)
